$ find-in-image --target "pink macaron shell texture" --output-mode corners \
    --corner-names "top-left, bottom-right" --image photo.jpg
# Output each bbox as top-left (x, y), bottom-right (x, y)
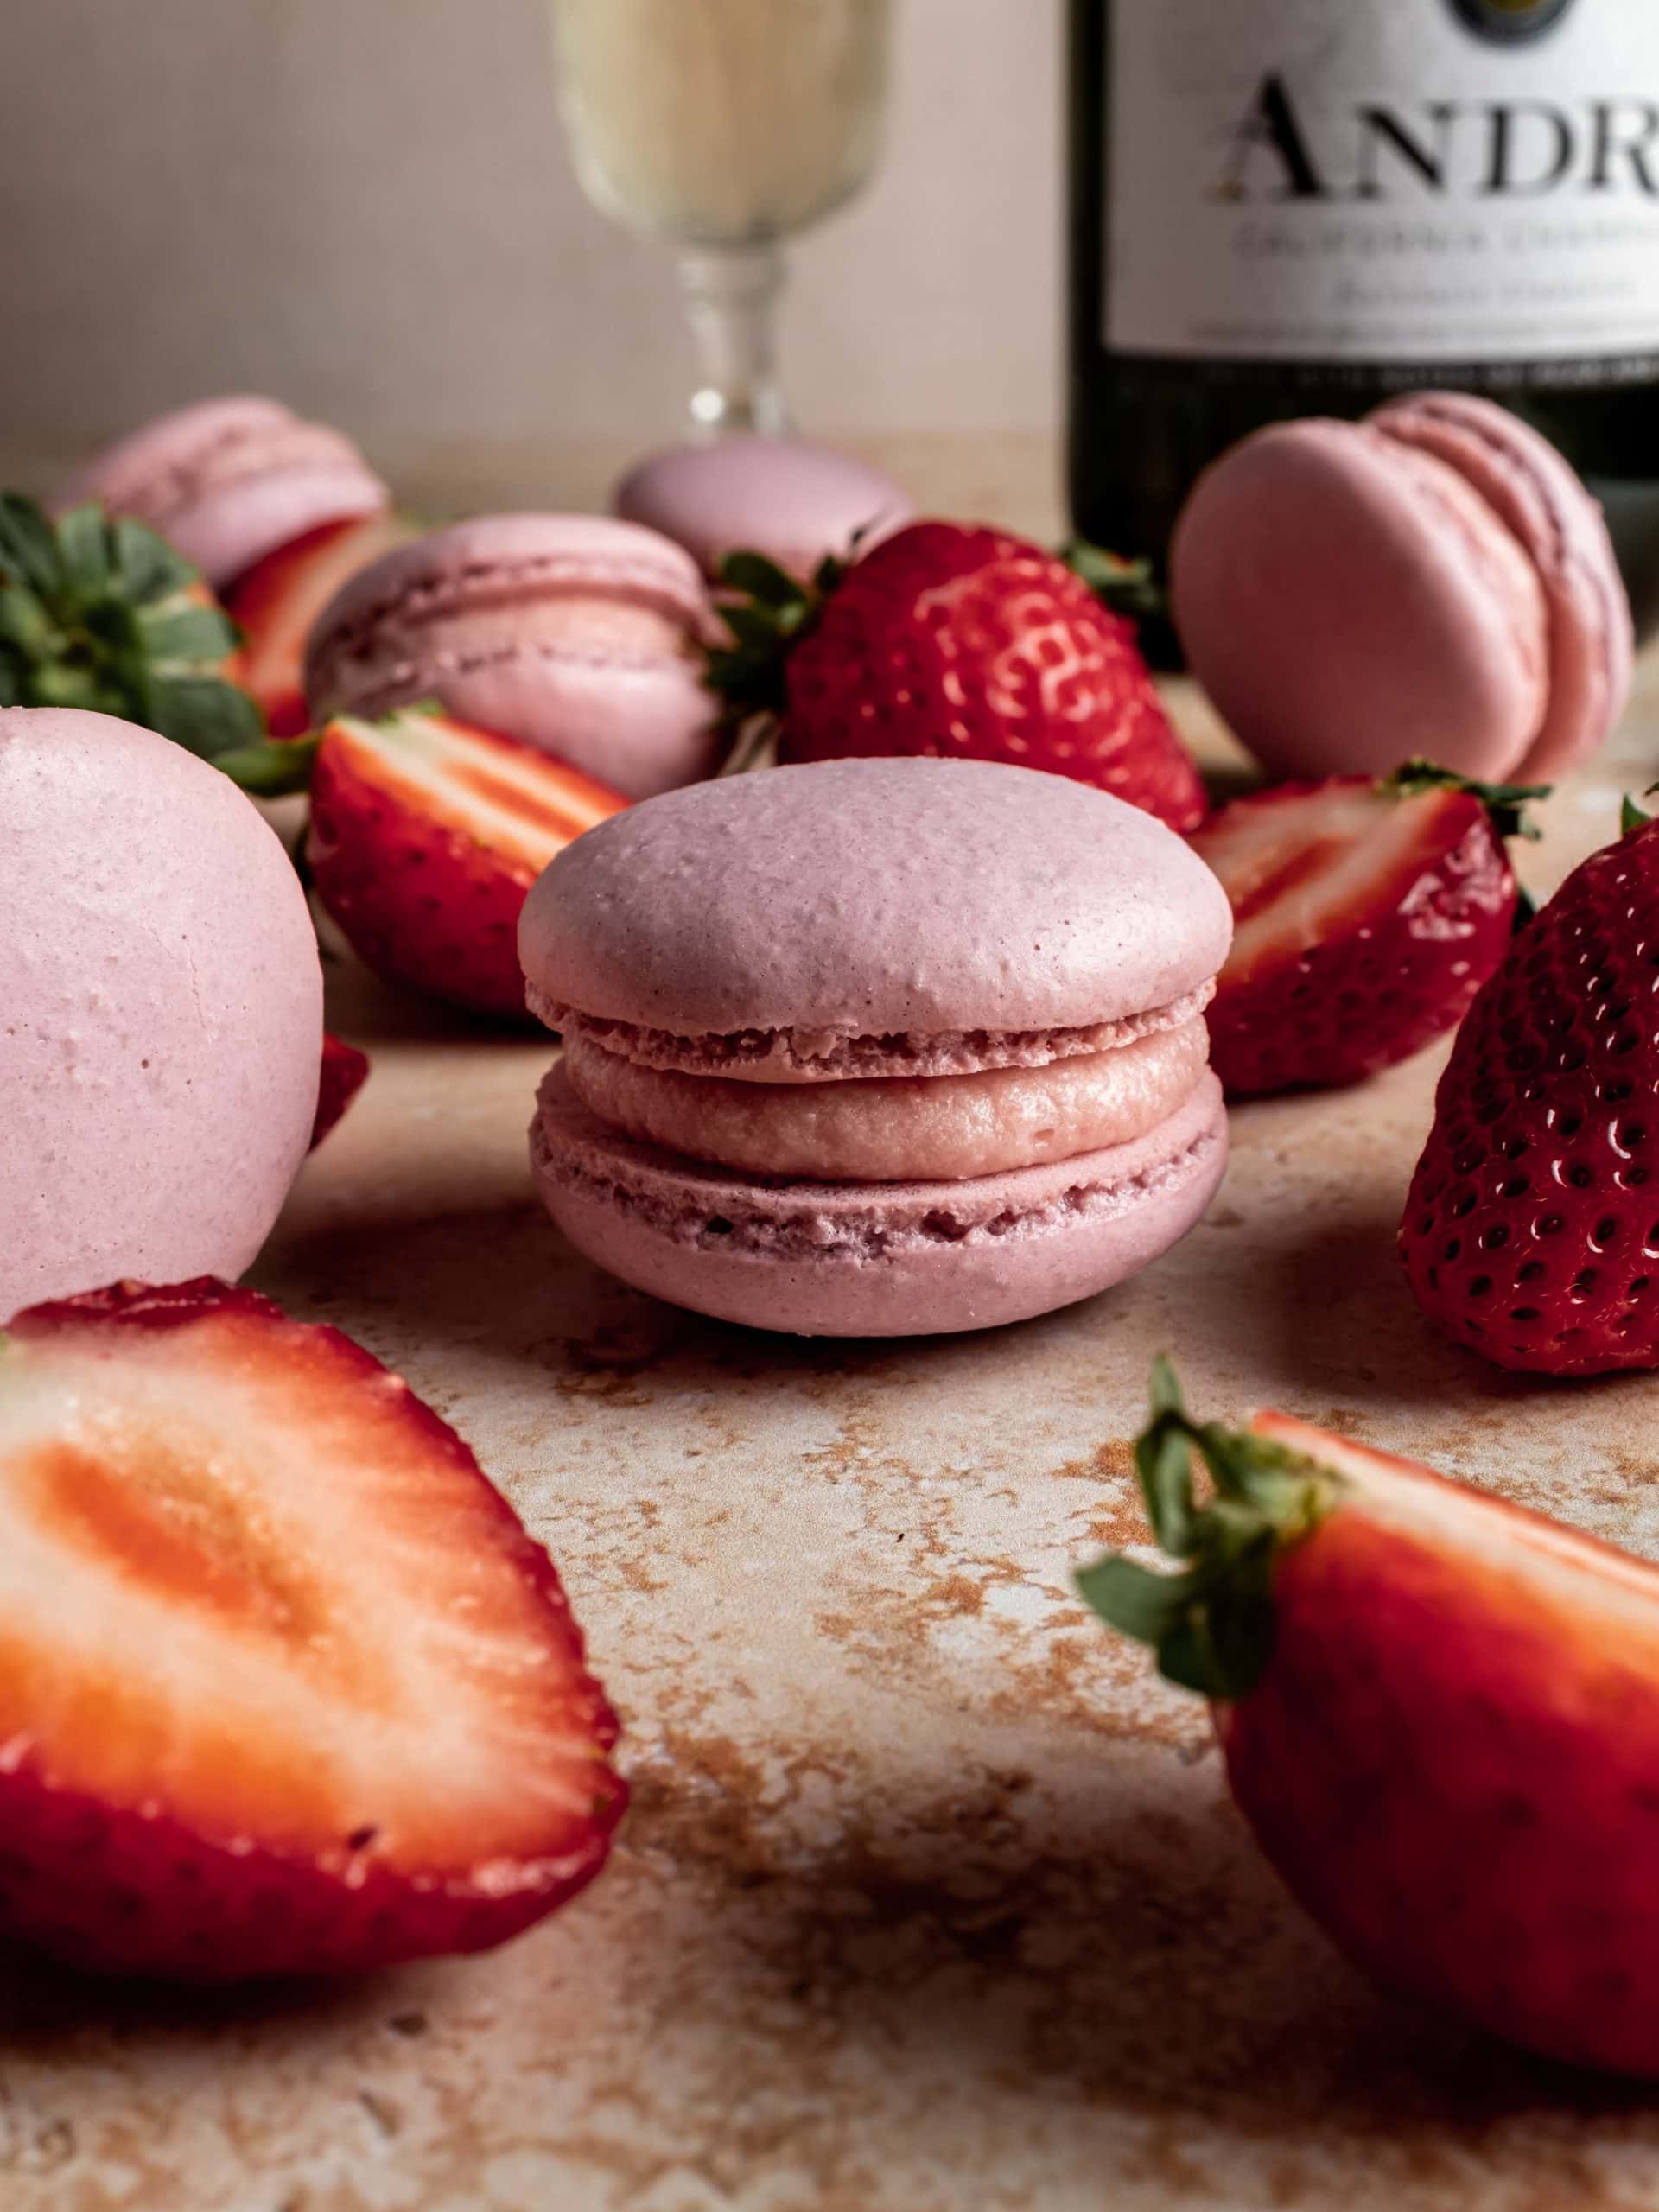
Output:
top-left (531, 1062), bottom-right (1228, 1338)
top-left (1370, 392), bottom-right (1633, 781)
top-left (59, 395), bottom-right (389, 588)
top-left (304, 514), bottom-right (720, 800)
top-left (518, 756), bottom-right (1233, 1044)
top-left (1171, 418), bottom-right (1552, 783)
top-left (0, 709), bottom-right (322, 1318)
top-left (615, 436), bottom-right (913, 582)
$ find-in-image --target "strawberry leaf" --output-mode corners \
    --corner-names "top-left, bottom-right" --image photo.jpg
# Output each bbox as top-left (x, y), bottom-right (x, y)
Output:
top-left (1077, 1362), bottom-right (1341, 1701)
top-left (706, 547), bottom-right (838, 728)
top-left (1061, 539), bottom-right (1164, 620)
top-left (138, 602), bottom-right (239, 663)
top-left (0, 495), bottom-right (264, 762)
top-left (143, 675), bottom-right (264, 758)
top-left (55, 504), bottom-right (111, 596)
top-left (0, 495), bottom-right (63, 597)
top-left (215, 734), bottom-right (321, 797)
top-left (720, 550), bottom-right (805, 609)
top-left (1386, 759), bottom-right (1551, 842)
top-left (112, 516), bottom-right (194, 604)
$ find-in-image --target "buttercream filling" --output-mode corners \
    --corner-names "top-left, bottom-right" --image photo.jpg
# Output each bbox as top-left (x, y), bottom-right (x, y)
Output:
top-left (530, 981), bottom-right (1215, 1084)
top-left (562, 1021), bottom-right (1210, 1184)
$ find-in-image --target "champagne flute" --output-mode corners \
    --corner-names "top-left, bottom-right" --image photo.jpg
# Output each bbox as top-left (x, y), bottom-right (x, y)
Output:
top-left (549, 0), bottom-right (893, 437)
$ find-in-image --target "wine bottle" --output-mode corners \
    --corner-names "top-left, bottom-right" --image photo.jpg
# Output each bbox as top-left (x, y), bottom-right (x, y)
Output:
top-left (1068, 0), bottom-right (1659, 652)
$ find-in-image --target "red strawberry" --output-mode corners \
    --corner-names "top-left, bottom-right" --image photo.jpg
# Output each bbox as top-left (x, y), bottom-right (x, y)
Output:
top-left (1082, 1363), bottom-right (1659, 2076)
top-left (306, 707), bottom-right (627, 1020)
top-left (0, 1276), bottom-right (625, 1979)
top-left (1191, 764), bottom-right (1543, 1097)
top-left (311, 1032), bottom-right (370, 1147)
top-left (711, 525), bottom-right (1206, 830)
top-left (1401, 800), bottom-right (1659, 1376)
top-left (226, 512), bottom-right (410, 737)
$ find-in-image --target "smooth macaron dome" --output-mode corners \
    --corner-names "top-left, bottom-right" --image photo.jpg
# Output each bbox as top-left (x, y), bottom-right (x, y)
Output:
top-left (0, 707), bottom-right (322, 1317)
top-left (303, 513), bottom-right (721, 801)
top-left (57, 395), bottom-right (389, 590)
top-left (614, 436), bottom-right (913, 582)
top-left (520, 757), bottom-right (1232, 1336)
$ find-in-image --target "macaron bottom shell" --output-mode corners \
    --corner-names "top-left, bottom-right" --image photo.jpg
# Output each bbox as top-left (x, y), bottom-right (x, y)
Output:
top-left (530, 1065), bottom-right (1228, 1338)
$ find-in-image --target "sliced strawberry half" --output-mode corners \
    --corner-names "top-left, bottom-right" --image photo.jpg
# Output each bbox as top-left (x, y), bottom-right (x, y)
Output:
top-left (0, 1277), bottom-right (625, 1979)
top-left (226, 512), bottom-right (411, 737)
top-left (311, 1032), bottom-right (370, 1148)
top-left (306, 707), bottom-right (628, 1020)
top-left (1191, 763), bottom-right (1543, 1097)
top-left (1082, 1363), bottom-right (1659, 2076)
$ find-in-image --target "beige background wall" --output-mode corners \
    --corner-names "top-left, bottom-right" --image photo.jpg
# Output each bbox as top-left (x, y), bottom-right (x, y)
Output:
top-left (0, 0), bottom-right (1062, 503)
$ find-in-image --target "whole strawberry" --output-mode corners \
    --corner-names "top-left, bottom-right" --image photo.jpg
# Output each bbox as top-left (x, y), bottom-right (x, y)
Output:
top-left (711, 524), bottom-right (1206, 831)
top-left (1192, 763), bottom-right (1544, 1097)
top-left (1401, 799), bottom-right (1659, 1375)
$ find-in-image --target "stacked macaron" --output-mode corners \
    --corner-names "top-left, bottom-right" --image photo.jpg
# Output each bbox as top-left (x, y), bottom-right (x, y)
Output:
top-left (304, 514), bottom-right (721, 799)
top-left (1172, 391), bottom-right (1632, 784)
top-left (520, 756), bottom-right (1232, 1337)
top-left (58, 394), bottom-right (390, 592)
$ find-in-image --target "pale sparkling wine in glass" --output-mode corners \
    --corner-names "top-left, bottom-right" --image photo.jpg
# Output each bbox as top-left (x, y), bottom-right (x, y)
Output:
top-left (549, 0), bottom-right (893, 432)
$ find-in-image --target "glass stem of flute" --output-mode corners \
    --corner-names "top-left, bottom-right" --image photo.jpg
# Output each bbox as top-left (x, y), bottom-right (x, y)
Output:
top-left (677, 242), bottom-right (791, 437)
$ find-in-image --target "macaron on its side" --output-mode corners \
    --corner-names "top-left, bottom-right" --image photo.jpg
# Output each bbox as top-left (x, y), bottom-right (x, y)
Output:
top-left (304, 515), bottom-right (721, 801)
top-left (0, 708), bottom-right (321, 1318)
top-left (59, 396), bottom-right (390, 589)
top-left (1171, 418), bottom-right (1552, 784)
top-left (520, 757), bottom-right (1232, 1337)
top-left (531, 1064), bottom-right (1228, 1338)
top-left (614, 436), bottom-right (914, 582)
top-left (1370, 392), bottom-right (1634, 780)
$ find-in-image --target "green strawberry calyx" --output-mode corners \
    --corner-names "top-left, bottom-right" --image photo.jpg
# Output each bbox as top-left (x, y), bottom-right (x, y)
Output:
top-left (1058, 540), bottom-right (1163, 621)
top-left (1384, 759), bottom-right (1551, 844)
top-left (705, 547), bottom-right (847, 725)
top-left (1075, 1358), bottom-right (1340, 1703)
top-left (0, 493), bottom-right (263, 759)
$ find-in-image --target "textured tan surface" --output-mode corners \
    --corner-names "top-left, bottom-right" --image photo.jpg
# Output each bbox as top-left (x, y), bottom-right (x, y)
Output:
top-left (10, 612), bottom-right (1659, 2209)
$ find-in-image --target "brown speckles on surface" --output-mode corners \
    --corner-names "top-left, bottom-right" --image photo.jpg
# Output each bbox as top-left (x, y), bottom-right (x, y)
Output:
top-left (14, 683), bottom-right (1659, 2209)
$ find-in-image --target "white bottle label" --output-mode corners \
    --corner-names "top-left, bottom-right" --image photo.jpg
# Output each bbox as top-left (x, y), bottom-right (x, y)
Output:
top-left (1104, 0), bottom-right (1659, 365)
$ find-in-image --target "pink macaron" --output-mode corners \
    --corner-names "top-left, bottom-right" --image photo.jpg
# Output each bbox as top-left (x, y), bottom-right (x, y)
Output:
top-left (304, 514), bottom-right (721, 801)
top-left (58, 396), bottom-right (390, 591)
top-left (519, 756), bottom-right (1232, 1338)
top-left (614, 436), bottom-right (913, 582)
top-left (1170, 393), bottom-right (1633, 785)
top-left (0, 707), bottom-right (322, 1319)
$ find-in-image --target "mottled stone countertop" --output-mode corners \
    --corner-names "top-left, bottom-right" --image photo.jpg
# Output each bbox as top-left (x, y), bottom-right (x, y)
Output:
top-left (9, 444), bottom-right (1659, 2212)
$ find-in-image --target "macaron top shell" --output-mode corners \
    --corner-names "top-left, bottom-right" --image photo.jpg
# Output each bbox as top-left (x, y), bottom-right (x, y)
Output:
top-left (59, 395), bottom-right (389, 588)
top-left (518, 755), bottom-right (1233, 1039)
top-left (0, 707), bottom-right (322, 1316)
top-left (1170, 416), bottom-right (1552, 784)
top-left (1370, 391), bottom-right (1633, 781)
top-left (306, 513), bottom-right (710, 689)
top-left (614, 436), bottom-right (913, 581)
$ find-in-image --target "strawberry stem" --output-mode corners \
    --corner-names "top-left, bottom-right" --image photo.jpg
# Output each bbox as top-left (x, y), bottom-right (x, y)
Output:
top-left (1384, 759), bottom-right (1550, 843)
top-left (1075, 1358), bottom-right (1339, 1700)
